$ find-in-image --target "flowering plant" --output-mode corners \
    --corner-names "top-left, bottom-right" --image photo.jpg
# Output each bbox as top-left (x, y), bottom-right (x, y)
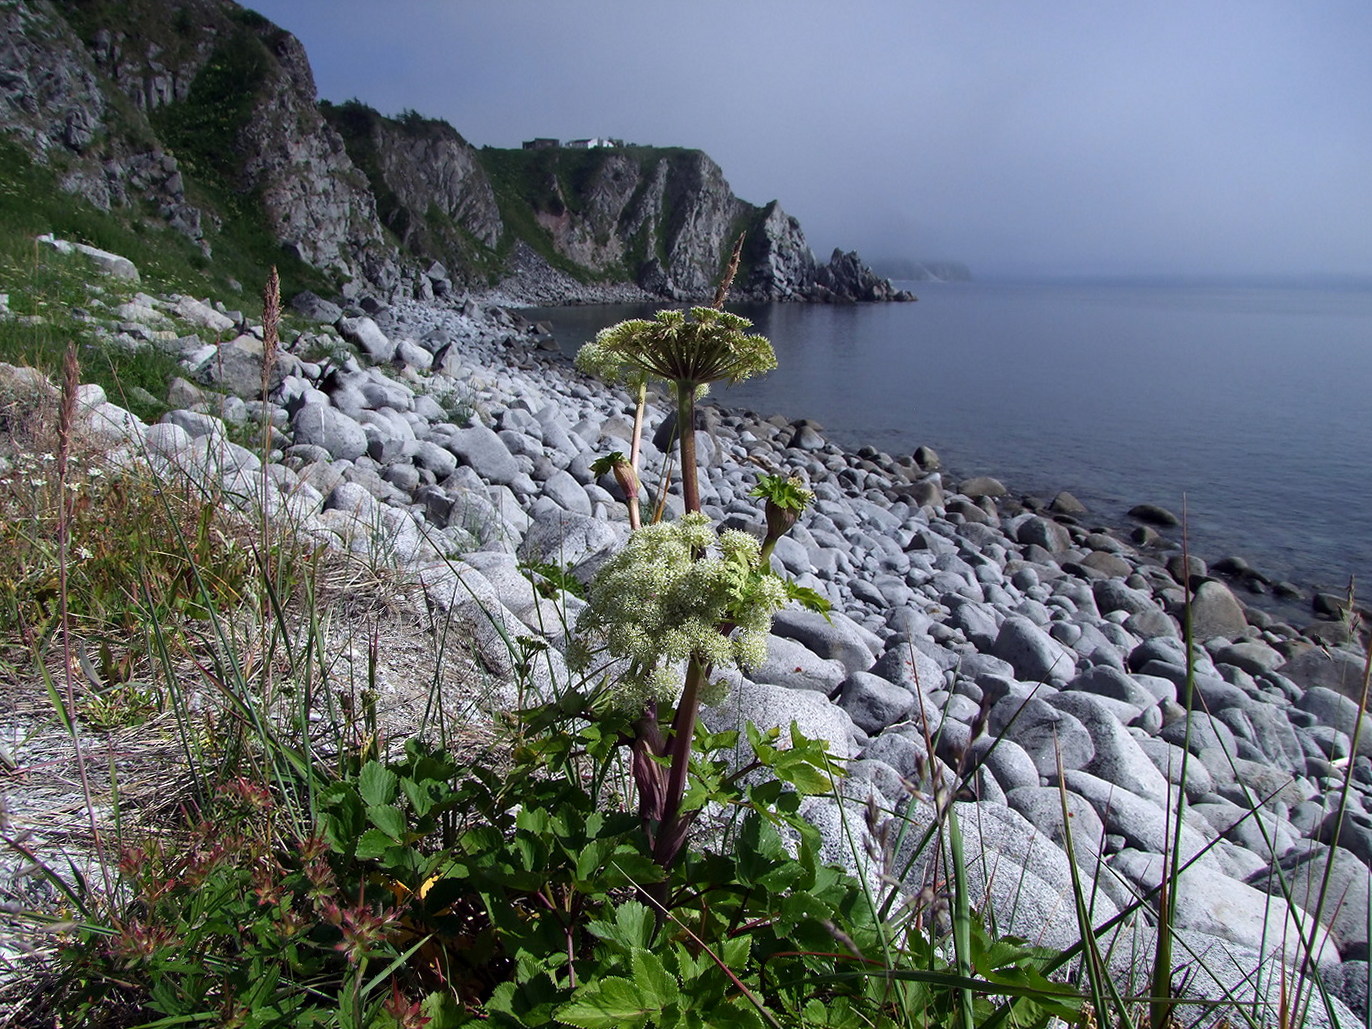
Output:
top-left (576, 307), bottom-right (775, 512)
top-left (573, 513), bottom-right (787, 707)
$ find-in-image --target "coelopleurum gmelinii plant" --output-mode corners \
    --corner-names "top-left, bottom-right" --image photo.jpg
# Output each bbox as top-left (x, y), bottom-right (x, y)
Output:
top-left (572, 511), bottom-right (787, 708)
top-left (576, 306), bottom-right (775, 514)
top-left (574, 294), bottom-right (800, 878)
top-left (752, 472), bottom-right (815, 562)
top-left (590, 450), bottom-right (641, 529)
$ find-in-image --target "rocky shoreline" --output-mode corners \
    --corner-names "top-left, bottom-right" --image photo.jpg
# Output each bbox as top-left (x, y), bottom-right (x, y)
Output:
top-left (3, 267), bottom-right (1369, 1023)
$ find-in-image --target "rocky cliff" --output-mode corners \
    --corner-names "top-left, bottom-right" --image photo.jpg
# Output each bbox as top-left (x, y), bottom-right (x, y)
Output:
top-left (321, 102), bottom-right (502, 290)
top-left (1, 0), bottom-right (909, 305)
top-left (4, 0), bottom-right (396, 290)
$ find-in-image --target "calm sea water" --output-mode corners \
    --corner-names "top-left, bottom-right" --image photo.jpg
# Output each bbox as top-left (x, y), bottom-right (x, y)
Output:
top-left (523, 281), bottom-right (1372, 600)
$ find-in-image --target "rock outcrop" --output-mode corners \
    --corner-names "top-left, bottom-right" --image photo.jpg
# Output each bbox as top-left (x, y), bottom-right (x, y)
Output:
top-left (0, 0), bottom-right (204, 242)
top-left (0, 0), bottom-right (908, 305)
top-left (324, 103), bottom-right (503, 282)
top-left (816, 248), bottom-right (915, 302)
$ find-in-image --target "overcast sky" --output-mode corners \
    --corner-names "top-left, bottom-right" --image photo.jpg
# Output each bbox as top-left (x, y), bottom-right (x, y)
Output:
top-left (246, 1), bottom-right (1371, 280)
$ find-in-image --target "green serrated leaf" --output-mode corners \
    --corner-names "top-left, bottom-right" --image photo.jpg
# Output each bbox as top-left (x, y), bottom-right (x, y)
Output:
top-left (318, 787), bottom-right (364, 854)
top-left (555, 976), bottom-right (652, 1029)
top-left (461, 825), bottom-right (504, 855)
top-left (631, 947), bottom-right (681, 1008)
top-left (588, 900), bottom-right (654, 952)
top-left (355, 827), bottom-right (398, 860)
top-left (707, 997), bottom-right (767, 1029)
top-left (575, 839), bottom-right (609, 883)
top-left (784, 580), bottom-right (832, 618)
top-left (515, 805), bottom-right (550, 835)
top-left (774, 759), bottom-right (834, 795)
top-left (402, 775), bottom-right (439, 818)
top-left (358, 761), bottom-right (399, 807)
top-left (420, 990), bottom-right (470, 1029)
top-left (720, 934), bottom-right (751, 971)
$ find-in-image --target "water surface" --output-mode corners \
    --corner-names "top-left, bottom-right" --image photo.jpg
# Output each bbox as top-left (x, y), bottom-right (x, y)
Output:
top-left (524, 281), bottom-right (1372, 599)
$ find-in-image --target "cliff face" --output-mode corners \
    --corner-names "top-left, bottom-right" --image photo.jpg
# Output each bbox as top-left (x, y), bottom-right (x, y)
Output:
top-left (743, 202), bottom-right (818, 300)
top-left (323, 103), bottom-right (502, 287)
top-left (4, 0), bottom-right (393, 288)
top-left (0, 0), bottom-right (907, 304)
top-left (497, 147), bottom-right (750, 300)
top-left (231, 29), bottom-right (396, 288)
top-left (0, 0), bottom-right (204, 241)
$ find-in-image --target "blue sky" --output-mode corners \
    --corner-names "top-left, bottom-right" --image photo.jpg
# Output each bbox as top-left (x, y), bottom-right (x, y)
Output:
top-left (246, 1), bottom-right (1372, 279)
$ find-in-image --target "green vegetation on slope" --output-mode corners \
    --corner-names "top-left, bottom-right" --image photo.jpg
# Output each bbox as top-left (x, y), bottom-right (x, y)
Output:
top-left (322, 100), bottom-right (506, 285)
top-left (147, 34), bottom-right (337, 298)
top-left (0, 137), bottom-right (228, 421)
top-left (56, 0), bottom-right (337, 299)
top-left (478, 144), bottom-right (703, 287)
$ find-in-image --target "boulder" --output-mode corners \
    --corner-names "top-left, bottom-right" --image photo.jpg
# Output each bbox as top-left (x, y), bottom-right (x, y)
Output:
top-left (990, 616), bottom-right (1077, 685)
top-left (1016, 515), bottom-right (1072, 553)
top-left (837, 671), bottom-right (915, 734)
top-left (443, 424), bottom-right (520, 485)
top-left (338, 316), bottom-right (395, 362)
top-left (990, 695), bottom-right (1094, 778)
top-left (1187, 580), bottom-right (1249, 640)
top-left (1128, 503), bottom-right (1180, 527)
top-left (172, 295), bottom-right (235, 333)
top-left (704, 675), bottom-right (857, 762)
top-left (1281, 648), bottom-right (1369, 705)
top-left (38, 234), bottom-right (138, 281)
top-left (518, 508), bottom-right (626, 578)
top-left (1048, 490), bottom-right (1086, 515)
top-left (750, 634), bottom-right (848, 694)
top-left (771, 607), bottom-right (880, 674)
top-left (958, 476), bottom-right (1007, 499)
top-left (1294, 687), bottom-right (1372, 760)
top-left (1063, 770), bottom-right (1210, 862)
top-left (1107, 850), bottom-right (1331, 964)
top-left (1047, 691), bottom-right (1171, 805)
top-left (289, 291), bottom-right (343, 323)
top-left (194, 334), bottom-right (283, 399)
top-left (291, 402), bottom-right (367, 461)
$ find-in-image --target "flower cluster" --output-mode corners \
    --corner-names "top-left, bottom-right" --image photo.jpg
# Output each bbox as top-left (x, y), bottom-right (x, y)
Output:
top-left (574, 513), bottom-right (787, 707)
top-left (575, 307), bottom-right (776, 395)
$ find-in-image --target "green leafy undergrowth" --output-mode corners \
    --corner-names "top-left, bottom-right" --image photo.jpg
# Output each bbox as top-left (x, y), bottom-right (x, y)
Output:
top-left (46, 692), bottom-right (1082, 1028)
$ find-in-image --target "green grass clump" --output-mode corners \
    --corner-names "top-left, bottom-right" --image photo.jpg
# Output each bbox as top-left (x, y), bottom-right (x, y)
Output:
top-left (0, 380), bottom-right (263, 717)
top-left (0, 245), bottom-right (195, 424)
